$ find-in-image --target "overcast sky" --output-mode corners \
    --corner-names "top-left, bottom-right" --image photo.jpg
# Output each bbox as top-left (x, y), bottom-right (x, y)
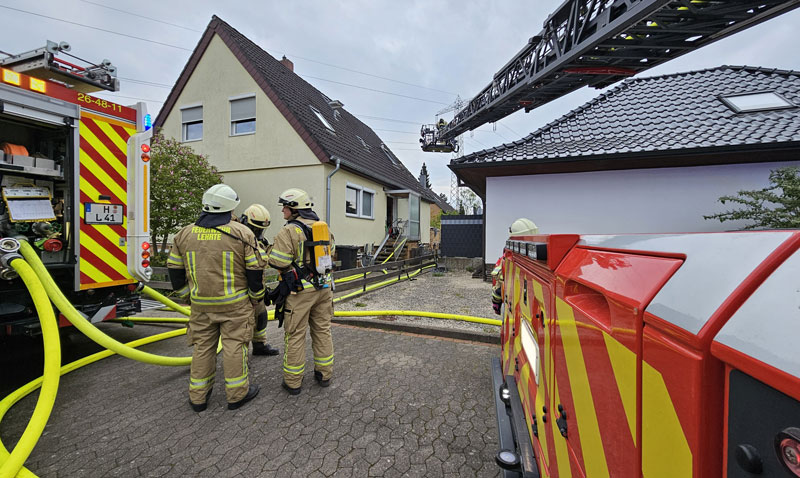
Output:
top-left (3, 0), bottom-right (799, 201)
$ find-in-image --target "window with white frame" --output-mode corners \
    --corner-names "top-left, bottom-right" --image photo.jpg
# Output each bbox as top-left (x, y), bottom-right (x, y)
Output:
top-left (311, 106), bottom-right (335, 133)
top-left (409, 194), bottom-right (420, 240)
top-left (181, 105), bottom-right (203, 142)
top-left (230, 95), bottom-right (256, 135)
top-left (345, 183), bottom-right (374, 219)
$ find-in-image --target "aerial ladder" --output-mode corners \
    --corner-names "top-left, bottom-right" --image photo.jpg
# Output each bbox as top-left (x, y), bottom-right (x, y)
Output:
top-left (421, 0), bottom-right (800, 150)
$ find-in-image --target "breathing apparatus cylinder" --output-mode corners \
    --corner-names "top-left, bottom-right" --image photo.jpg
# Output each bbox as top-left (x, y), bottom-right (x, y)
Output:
top-left (312, 221), bottom-right (332, 275)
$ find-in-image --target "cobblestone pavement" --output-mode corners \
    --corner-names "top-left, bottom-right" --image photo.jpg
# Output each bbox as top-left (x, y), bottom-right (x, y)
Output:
top-left (1, 322), bottom-right (502, 477)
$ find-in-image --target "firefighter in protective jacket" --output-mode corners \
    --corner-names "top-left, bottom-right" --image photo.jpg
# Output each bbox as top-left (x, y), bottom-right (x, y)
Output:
top-left (167, 184), bottom-right (261, 411)
top-left (268, 188), bottom-right (334, 395)
top-left (239, 203), bottom-right (280, 356)
top-left (492, 218), bottom-right (538, 315)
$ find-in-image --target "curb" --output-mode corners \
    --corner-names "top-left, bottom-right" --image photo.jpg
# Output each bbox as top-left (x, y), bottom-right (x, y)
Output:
top-left (332, 316), bottom-right (500, 345)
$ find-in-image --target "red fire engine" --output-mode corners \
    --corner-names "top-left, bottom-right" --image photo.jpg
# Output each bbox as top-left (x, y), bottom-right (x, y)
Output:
top-left (0, 41), bottom-right (152, 336)
top-left (492, 231), bottom-right (800, 477)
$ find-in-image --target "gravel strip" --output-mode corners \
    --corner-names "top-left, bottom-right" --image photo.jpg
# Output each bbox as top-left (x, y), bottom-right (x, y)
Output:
top-left (333, 269), bottom-right (501, 335)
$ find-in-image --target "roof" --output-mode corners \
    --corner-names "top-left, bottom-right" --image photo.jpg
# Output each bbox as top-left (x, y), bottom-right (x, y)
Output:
top-left (451, 66), bottom-right (800, 195)
top-left (155, 15), bottom-right (437, 203)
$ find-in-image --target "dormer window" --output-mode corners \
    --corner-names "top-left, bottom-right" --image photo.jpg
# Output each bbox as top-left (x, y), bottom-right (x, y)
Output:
top-left (310, 106), bottom-right (335, 133)
top-left (720, 91), bottom-right (794, 113)
top-left (381, 144), bottom-right (399, 166)
top-left (356, 135), bottom-right (371, 152)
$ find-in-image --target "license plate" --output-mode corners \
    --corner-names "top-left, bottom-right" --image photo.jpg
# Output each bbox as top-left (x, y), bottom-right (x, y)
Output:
top-left (84, 203), bottom-right (123, 225)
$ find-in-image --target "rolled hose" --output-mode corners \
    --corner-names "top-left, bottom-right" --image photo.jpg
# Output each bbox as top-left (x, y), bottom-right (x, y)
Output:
top-left (0, 329), bottom-right (186, 478)
top-left (18, 241), bottom-right (192, 366)
top-left (0, 259), bottom-right (61, 478)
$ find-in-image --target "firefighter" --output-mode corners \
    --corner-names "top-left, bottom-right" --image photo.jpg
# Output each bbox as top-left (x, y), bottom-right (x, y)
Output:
top-left (167, 184), bottom-right (261, 411)
top-left (492, 218), bottom-right (538, 315)
top-left (239, 203), bottom-right (280, 356)
top-left (268, 188), bottom-right (334, 395)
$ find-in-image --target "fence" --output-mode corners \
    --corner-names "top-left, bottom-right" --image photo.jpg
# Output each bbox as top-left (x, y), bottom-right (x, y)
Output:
top-left (440, 214), bottom-right (483, 258)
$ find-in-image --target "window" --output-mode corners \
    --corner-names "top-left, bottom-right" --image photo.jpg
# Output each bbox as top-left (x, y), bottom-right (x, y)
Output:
top-left (345, 183), bottom-right (374, 219)
top-left (720, 91), bottom-right (794, 113)
top-left (311, 106), bottom-right (335, 133)
top-left (356, 135), bottom-right (371, 151)
top-left (230, 95), bottom-right (256, 135)
top-left (409, 194), bottom-right (420, 240)
top-left (181, 105), bottom-right (202, 142)
top-left (381, 144), bottom-right (399, 166)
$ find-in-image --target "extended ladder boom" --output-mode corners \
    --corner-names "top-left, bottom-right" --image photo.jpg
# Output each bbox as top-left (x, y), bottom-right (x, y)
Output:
top-left (426, 0), bottom-right (800, 146)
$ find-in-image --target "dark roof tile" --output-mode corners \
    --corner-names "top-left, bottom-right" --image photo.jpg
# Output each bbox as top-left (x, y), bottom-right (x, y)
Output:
top-left (454, 65), bottom-right (800, 166)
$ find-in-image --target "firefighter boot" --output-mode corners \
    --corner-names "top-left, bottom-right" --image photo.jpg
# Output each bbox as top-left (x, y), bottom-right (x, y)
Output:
top-left (253, 342), bottom-right (279, 356)
top-left (282, 380), bottom-right (302, 395)
top-left (227, 384), bottom-right (260, 410)
top-left (190, 388), bottom-right (213, 413)
top-left (314, 370), bottom-right (330, 387)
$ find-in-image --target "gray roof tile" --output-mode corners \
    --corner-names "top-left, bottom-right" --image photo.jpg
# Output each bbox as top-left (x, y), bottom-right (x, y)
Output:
top-left (454, 66), bottom-right (800, 166)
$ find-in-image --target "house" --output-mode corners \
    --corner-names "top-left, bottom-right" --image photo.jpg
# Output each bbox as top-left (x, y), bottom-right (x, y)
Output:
top-left (449, 66), bottom-right (800, 259)
top-left (155, 16), bottom-right (437, 249)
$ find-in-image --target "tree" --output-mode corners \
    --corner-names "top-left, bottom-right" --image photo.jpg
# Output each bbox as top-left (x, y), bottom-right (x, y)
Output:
top-left (455, 188), bottom-right (480, 214)
top-left (149, 131), bottom-right (223, 261)
top-left (704, 166), bottom-right (800, 229)
top-left (419, 163), bottom-right (431, 189)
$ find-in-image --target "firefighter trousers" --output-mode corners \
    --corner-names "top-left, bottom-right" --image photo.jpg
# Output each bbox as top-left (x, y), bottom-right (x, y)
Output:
top-left (252, 301), bottom-right (268, 345)
top-left (283, 287), bottom-right (334, 388)
top-left (188, 299), bottom-right (253, 404)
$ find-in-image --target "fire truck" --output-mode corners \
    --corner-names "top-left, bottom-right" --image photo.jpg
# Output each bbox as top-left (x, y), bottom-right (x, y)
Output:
top-left (492, 232), bottom-right (800, 477)
top-left (415, 0), bottom-right (800, 475)
top-left (0, 41), bottom-right (152, 336)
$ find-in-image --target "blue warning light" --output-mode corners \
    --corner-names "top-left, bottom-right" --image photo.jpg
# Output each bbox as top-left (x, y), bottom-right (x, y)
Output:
top-left (144, 113), bottom-right (152, 131)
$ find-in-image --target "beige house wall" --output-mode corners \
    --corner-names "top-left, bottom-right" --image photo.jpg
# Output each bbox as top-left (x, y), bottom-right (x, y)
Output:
top-left (159, 34), bottom-right (319, 173)
top-left (327, 167), bottom-right (386, 246)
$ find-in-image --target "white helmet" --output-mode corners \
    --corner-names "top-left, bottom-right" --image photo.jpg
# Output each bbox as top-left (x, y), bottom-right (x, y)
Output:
top-left (202, 184), bottom-right (240, 213)
top-left (509, 218), bottom-right (538, 237)
top-left (278, 188), bottom-right (313, 209)
top-left (242, 203), bottom-right (270, 229)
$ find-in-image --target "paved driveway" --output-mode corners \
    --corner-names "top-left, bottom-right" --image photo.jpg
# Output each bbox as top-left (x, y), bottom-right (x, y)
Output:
top-left (1, 322), bottom-right (501, 477)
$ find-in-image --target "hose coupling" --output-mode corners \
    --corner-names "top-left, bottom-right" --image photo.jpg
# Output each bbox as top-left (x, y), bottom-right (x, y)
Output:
top-left (135, 282), bottom-right (145, 292)
top-left (0, 252), bottom-right (23, 268)
top-left (0, 237), bottom-right (21, 254)
top-left (0, 266), bottom-right (19, 280)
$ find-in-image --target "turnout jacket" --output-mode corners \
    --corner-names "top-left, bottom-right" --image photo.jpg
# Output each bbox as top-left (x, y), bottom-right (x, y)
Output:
top-left (267, 217), bottom-right (333, 290)
top-left (167, 220), bottom-right (265, 311)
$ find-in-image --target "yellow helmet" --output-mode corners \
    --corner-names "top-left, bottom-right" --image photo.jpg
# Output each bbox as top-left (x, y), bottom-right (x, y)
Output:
top-left (202, 184), bottom-right (239, 213)
top-left (509, 218), bottom-right (538, 236)
top-left (278, 188), bottom-right (313, 209)
top-left (242, 204), bottom-right (270, 229)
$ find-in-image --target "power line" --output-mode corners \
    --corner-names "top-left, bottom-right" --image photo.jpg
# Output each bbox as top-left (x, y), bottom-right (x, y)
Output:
top-left (498, 121), bottom-right (523, 137)
top-left (79, 0), bottom-right (203, 33)
top-left (79, 1), bottom-right (458, 97)
top-left (94, 93), bottom-right (164, 103)
top-left (300, 75), bottom-right (448, 105)
top-left (353, 114), bottom-right (424, 125)
top-left (118, 77), bottom-right (173, 88)
top-left (372, 128), bottom-right (419, 135)
top-left (0, 5), bottom-right (193, 51)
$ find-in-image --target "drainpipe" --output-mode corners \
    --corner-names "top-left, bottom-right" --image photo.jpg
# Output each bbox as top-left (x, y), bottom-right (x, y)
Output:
top-left (326, 156), bottom-right (342, 225)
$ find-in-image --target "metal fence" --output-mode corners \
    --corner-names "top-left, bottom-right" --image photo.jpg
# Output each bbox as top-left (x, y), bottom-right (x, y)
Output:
top-left (149, 253), bottom-right (437, 292)
top-left (440, 214), bottom-right (483, 258)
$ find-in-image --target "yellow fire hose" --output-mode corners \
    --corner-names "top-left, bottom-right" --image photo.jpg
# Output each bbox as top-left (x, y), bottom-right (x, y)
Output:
top-left (18, 241), bottom-right (193, 367)
top-left (139, 286), bottom-right (190, 316)
top-left (1, 247), bottom-right (492, 477)
top-left (0, 259), bottom-right (60, 478)
top-left (0, 329), bottom-right (187, 478)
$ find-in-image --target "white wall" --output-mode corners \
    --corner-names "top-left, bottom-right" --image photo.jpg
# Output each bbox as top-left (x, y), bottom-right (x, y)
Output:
top-left (485, 161), bottom-right (800, 259)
